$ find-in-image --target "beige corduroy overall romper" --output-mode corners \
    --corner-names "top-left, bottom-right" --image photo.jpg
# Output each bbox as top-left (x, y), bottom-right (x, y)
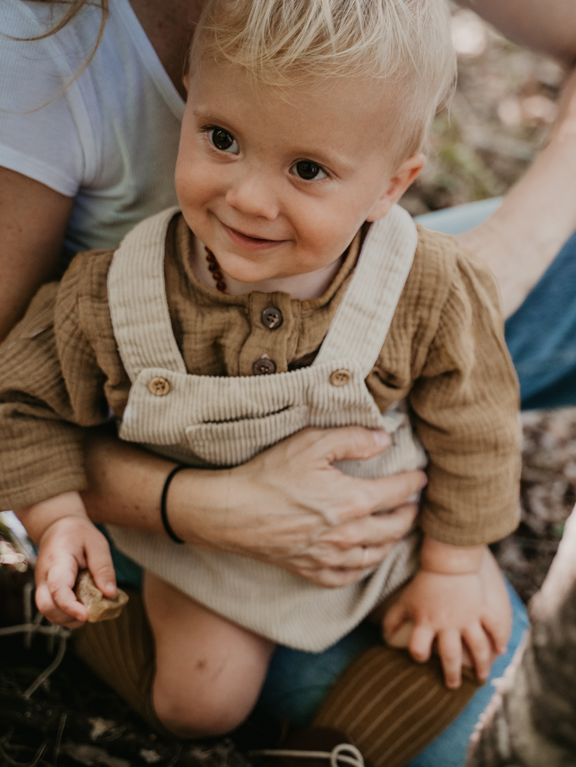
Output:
top-left (106, 205), bottom-right (427, 652)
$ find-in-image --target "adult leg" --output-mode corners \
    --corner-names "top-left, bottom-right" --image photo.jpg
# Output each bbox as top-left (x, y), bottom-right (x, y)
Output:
top-left (504, 228), bottom-right (576, 409)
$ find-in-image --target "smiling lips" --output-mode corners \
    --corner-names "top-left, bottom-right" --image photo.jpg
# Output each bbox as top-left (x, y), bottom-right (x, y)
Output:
top-left (222, 223), bottom-right (286, 251)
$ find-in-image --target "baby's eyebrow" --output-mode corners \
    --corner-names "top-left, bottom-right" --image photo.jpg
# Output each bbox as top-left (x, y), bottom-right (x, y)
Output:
top-left (192, 106), bottom-right (226, 125)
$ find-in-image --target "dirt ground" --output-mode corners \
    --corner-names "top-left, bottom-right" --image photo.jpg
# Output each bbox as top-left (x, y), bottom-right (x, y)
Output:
top-left (1, 8), bottom-right (575, 766)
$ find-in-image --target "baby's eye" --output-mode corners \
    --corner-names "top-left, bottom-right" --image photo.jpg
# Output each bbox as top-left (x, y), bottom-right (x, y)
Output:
top-left (291, 160), bottom-right (327, 181)
top-left (208, 127), bottom-right (239, 154)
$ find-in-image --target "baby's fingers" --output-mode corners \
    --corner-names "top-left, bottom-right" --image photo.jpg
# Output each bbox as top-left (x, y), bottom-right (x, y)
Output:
top-left (407, 623), bottom-right (435, 664)
top-left (482, 612), bottom-right (510, 656)
top-left (437, 630), bottom-right (463, 689)
top-left (85, 532), bottom-right (117, 598)
top-left (382, 599), bottom-right (409, 641)
top-left (35, 582), bottom-right (87, 629)
top-left (45, 561), bottom-right (89, 624)
top-left (463, 625), bottom-right (493, 682)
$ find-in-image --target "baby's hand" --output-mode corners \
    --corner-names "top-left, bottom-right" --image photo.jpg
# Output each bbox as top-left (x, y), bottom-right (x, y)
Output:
top-left (20, 492), bottom-right (117, 629)
top-left (382, 540), bottom-right (510, 689)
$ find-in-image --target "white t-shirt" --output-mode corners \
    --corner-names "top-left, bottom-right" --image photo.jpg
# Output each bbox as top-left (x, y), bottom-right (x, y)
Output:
top-left (0, 0), bottom-right (184, 263)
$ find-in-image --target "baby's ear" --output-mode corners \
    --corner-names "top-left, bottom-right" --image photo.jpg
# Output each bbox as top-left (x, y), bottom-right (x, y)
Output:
top-left (366, 153), bottom-right (426, 222)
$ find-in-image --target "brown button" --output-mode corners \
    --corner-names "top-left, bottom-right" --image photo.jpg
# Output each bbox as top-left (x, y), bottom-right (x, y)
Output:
top-left (148, 376), bottom-right (171, 396)
top-left (261, 307), bottom-right (283, 330)
top-left (330, 369), bottom-right (351, 387)
top-left (253, 357), bottom-right (276, 375)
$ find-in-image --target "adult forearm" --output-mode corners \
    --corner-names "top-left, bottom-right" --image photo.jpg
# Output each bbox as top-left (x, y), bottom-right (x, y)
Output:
top-left (81, 425), bottom-right (426, 587)
top-left (81, 426), bottom-right (209, 543)
top-left (456, 0), bottom-right (576, 65)
top-left (457, 67), bottom-right (576, 318)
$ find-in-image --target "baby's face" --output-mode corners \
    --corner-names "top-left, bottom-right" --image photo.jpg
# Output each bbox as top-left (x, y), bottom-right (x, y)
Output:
top-left (176, 59), bottom-right (424, 285)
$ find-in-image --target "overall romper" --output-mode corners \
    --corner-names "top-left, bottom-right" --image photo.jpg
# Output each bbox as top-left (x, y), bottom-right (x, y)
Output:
top-left (106, 205), bottom-right (427, 652)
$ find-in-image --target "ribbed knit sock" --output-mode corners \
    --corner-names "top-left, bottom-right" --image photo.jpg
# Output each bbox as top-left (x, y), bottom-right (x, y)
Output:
top-left (313, 645), bottom-right (481, 767)
top-left (72, 587), bottom-right (174, 738)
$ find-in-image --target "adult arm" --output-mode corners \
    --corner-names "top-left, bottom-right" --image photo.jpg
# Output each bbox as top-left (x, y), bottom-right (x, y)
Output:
top-left (0, 168), bottom-right (73, 342)
top-left (456, 0), bottom-right (576, 65)
top-left (454, 0), bottom-right (576, 318)
top-left (81, 425), bottom-right (425, 587)
top-left (457, 68), bottom-right (576, 318)
top-left (0, 210), bottom-right (423, 588)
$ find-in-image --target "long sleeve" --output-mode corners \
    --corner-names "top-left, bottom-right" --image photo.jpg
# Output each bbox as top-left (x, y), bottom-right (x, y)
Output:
top-left (409, 234), bottom-right (521, 546)
top-left (0, 254), bottom-right (116, 510)
top-left (367, 226), bottom-right (521, 546)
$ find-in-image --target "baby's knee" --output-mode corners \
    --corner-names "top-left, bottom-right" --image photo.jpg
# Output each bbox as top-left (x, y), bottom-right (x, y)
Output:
top-left (152, 677), bottom-right (256, 738)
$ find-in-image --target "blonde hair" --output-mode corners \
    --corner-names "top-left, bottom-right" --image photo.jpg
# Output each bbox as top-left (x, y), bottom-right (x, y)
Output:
top-left (15, 0), bottom-right (108, 41)
top-left (191, 0), bottom-right (456, 158)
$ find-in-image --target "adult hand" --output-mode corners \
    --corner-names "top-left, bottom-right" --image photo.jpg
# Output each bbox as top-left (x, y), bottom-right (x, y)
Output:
top-left (161, 426), bottom-right (425, 588)
top-left (83, 425), bottom-right (425, 589)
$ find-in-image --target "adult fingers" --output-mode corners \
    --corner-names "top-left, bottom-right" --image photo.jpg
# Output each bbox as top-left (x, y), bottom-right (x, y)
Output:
top-left (305, 426), bottom-right (392, 464)
top-left (302, 540), bottom-right (394, 570)
top-left (294, 566), bottom-right (369, 589)
top-left (335, 471), bottom-right (425, 522)
top-left (463, 625), bottom-right (493, 681)
top-left (321, 503), bottom-right (418, 549)
top-left (437, 630), bottom-right (463, 689)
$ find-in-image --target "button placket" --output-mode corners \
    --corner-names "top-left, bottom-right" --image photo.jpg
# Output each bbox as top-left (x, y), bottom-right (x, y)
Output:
top-left (237, 293), bottom-right (294, 376)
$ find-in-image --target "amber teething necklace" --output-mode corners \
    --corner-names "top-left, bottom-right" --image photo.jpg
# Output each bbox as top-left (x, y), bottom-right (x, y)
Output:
top-left (205, 247), bottom-right (227, 293)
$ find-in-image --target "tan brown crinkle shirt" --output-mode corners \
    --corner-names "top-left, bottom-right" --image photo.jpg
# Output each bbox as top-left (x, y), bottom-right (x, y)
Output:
top-left (0, 215), bottom-right (520, 546)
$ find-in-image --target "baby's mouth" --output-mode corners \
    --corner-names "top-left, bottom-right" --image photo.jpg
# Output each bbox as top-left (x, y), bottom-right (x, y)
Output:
top-left (223, 223), bottom-right (285, 250)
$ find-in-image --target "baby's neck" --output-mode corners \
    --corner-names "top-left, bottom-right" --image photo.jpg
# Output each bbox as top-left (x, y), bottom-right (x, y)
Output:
top-left (191, 236), bottom-right (343, 300)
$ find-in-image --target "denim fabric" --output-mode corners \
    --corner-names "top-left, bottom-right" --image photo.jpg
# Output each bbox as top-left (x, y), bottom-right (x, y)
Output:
top-left (414, 198), bottom-right (504, 236)
top-left (505, 229), bottom-right (576, 410)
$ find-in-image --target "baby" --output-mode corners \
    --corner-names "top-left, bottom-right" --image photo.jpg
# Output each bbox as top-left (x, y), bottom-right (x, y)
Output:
top-left (0, 0), bottom-right (520, 739)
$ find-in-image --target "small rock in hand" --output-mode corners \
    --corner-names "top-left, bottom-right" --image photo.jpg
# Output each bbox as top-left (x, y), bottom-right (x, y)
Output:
top-left (74, 570), bottom-right (128, 622)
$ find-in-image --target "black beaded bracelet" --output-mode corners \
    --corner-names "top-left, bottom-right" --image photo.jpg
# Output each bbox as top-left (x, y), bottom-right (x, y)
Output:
top-left (160, 465), bottom-right (187, 544)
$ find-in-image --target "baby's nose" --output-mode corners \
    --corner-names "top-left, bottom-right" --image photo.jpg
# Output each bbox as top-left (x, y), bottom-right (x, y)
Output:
top-left (225, 172), bottom-right (280, 220)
